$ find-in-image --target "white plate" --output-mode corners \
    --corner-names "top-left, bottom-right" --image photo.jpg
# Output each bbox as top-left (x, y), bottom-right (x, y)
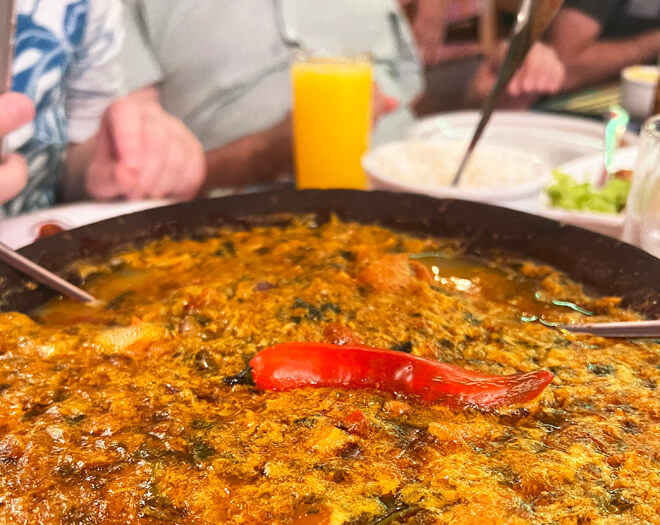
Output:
top-left (0, 199), bottom-right (172, 249)
top-left (536, 146), bottom-right (638, 239)
top-left (408, 111), bottom-right (639, 167)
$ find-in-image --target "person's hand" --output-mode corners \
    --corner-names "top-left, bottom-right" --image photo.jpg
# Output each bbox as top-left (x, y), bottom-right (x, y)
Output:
top-left (373, 85), bottom-right (399, 124)
top-left (86, 90), bottom-right (205, 201)
top-left (0, 93), bottom-right (35, 204)
top-left (470, 42), bottom-right (566, 108)
top-left (508, 42), bottom-right (566, 97)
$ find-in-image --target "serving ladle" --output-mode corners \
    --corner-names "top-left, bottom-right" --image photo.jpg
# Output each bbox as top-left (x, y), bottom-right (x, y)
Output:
top-left (452, 0), bottom-right (565, 186)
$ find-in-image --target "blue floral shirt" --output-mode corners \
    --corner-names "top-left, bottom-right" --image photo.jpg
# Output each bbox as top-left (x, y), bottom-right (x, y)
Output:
top-left (3, 0), bottom-right (124, 217)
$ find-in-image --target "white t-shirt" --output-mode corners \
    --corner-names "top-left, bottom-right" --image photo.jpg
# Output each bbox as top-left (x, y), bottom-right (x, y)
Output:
top-left (122, 0), bottom-right (423, 151)
top-left (4, 0), bottom-right (124, 216)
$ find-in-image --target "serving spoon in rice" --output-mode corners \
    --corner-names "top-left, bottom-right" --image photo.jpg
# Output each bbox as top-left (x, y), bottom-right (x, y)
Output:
top-left (452, 0), bottom-right (565, 186)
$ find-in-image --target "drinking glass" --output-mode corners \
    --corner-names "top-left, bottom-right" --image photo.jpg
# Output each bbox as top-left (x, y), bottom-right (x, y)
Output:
top-left (292, 52), bottom-right (373, 190)
top-left (623, 114), bottom-right (660, 258)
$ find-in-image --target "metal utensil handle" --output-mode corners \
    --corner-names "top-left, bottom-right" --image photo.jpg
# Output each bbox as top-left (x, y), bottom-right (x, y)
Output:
top-left (0, 0), bottom-right (17, 161)
top-left (0, 241), bottom-right (99, 304)
top-left (558, 320), bottom-right (660, 338)
top-left (451, 0), bottom-right (535, 186)
top-left (452, 0), bottom-right (565, 186)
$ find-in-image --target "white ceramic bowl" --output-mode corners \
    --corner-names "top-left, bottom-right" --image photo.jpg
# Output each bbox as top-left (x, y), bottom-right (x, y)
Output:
top-left (621, 65), bottom-right (659, 121)
top-left (537, 146), bottom-right (638, 239)
top-left (362, 138), bottom-right (551, 205)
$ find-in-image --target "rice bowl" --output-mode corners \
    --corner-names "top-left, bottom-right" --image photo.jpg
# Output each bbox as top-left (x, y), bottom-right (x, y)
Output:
top-left (363, 139), bottom-right (551, 203)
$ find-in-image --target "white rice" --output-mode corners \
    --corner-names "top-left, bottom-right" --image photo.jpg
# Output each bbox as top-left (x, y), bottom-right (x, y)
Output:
top-left (367, 139), bottom-right (544, 189)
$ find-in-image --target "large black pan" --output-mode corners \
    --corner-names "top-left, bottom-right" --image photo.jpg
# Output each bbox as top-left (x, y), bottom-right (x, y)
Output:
top-left (1, 190), bottom-right (658, 317)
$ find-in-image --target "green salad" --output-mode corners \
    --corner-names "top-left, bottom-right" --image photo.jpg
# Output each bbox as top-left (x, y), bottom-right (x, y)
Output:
top-left (546, 170), bottom-right (631, 214)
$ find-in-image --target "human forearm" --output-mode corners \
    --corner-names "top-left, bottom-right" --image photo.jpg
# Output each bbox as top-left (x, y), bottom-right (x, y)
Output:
top-left (202, 116), bottom-right (293, 193)
top-left (559, 31), bottom-right (660, 91)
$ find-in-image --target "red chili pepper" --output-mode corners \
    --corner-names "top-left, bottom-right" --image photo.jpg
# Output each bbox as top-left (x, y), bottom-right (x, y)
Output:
top-left (248, 342), bottom-right (553, 409)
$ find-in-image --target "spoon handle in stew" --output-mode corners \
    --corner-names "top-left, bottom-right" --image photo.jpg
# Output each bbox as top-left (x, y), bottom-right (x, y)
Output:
top-left (0, 241), bottom-right (99, 304)
top-left (558, 320), bottom-right (660, 338)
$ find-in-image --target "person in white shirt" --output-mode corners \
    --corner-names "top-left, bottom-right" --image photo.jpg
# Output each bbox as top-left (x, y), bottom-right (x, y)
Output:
top-left (121, 0), bottom-right (423, 193)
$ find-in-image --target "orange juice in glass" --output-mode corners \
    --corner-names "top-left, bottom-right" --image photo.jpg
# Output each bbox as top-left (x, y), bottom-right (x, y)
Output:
top-left (292, 54), bottom-right (373, 189)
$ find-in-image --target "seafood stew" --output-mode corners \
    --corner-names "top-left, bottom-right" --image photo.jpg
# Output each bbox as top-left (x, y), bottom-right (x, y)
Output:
top-left (0, 216), bottom-right (658, 524)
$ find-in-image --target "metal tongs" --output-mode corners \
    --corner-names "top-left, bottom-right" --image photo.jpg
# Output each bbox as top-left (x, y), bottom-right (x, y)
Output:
top-left (452, 0), bottom-right (565, 186)
top-left (0, 1), bottom-right (98, 305)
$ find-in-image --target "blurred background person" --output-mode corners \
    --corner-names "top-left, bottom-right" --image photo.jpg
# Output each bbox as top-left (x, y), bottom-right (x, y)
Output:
top-left (400, 0), bottom-right (488, 64)
top-left (3, 0), bottom-right (205, 217)
top-left (471, 0), bottom-right (660, 108)
top-left (121, 0), bottom-right (422, 194)
top-left (400, 0), bottom-right (501, 114)
top-left (398, 0), bottom-right (450, 65)
top-left (547, 0), bottom-right (660, 91)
